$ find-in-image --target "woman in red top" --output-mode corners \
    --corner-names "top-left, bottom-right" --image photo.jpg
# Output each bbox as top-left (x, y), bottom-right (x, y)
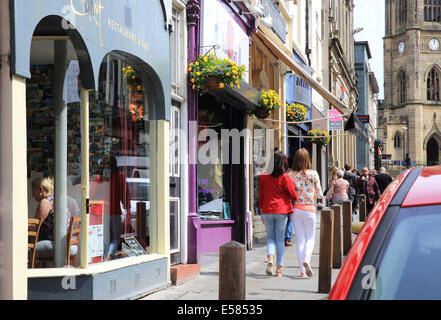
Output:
top-left (259, 152), bottom-right (298, 277)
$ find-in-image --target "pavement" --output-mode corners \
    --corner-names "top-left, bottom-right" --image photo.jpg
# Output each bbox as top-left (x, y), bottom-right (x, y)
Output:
top-left (141, 211), bottom-right (351, 301)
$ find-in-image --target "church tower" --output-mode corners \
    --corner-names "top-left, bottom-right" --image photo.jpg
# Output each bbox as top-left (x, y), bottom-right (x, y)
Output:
top-left (380, 0), bottom-right (441, 168)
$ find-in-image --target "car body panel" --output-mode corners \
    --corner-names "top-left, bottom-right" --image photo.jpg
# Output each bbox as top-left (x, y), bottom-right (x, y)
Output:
top-left (328, 168), bottom-right (415, 300)
top-left (401, 165), bottom-right (441, 208)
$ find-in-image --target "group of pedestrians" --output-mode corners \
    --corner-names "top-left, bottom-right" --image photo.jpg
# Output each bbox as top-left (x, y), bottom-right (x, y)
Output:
top-left (258, 148), bottom-right (322, 278)
top-left (258, 149), bottom-right (394, 278)
top-left (326, 164), bottom-right (393, 216)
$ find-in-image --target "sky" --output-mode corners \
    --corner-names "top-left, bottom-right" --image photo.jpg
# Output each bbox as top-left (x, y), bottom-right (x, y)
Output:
top-left (353, 0), bottom-right (385, 99)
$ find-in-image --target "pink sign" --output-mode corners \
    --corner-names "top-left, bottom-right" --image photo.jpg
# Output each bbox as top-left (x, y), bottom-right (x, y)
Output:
top-left (328, 109), bottom-right (343, 130)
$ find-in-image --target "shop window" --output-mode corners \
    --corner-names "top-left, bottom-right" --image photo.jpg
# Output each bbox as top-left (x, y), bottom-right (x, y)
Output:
top-left (27, 39), bottom-right (82, 268)
top-left (88, 54), bottom-right (151, 262)
top-left (170, 198), bottom-right (180, 252)
top-left (252, 124), bottom-right (267, 216)
top-left (427, 67), bottom-right (440, 101)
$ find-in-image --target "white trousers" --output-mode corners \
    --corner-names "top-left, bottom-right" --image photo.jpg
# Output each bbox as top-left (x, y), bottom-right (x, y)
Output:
top-left (291, 209), bottom-right (316, 273)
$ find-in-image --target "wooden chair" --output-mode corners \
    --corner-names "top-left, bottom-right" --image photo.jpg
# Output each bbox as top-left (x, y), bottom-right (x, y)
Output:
top-left (67, 216), bottom-right (81, 267)
top-left (28, 218), bottom-right (41, 269)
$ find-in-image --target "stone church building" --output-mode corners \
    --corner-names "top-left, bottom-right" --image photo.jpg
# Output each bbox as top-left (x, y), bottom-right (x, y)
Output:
top-left (379, 0), bottom-right (441, 168)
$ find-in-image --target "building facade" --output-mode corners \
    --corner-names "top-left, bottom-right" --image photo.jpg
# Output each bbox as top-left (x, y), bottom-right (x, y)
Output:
top-left (380, 0), bottom-right (441, 169)
top-left (355, 41), bottom-right (380, 170)
top-left (328, 0), bottom-right (359, 173)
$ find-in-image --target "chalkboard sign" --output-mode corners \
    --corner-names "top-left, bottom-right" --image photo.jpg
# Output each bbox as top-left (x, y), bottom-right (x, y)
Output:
top-left (124, 236), bottom-right (146, 256)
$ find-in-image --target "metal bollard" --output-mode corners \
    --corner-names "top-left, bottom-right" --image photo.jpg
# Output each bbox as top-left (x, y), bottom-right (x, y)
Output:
top-left (342, 201), bottom-right (353, 255)
top-left (219, 241), bottom-right (246, 300)
top-left (331, 205), bottom-right (343, 269)
top-left (318, 208), bottom-right (334, 294)
top-left (359, 194), bottom-right (367, 222)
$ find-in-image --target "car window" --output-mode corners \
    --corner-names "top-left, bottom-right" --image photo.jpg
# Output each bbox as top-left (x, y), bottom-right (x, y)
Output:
top-left (368, 207), bottom-right (441, 300)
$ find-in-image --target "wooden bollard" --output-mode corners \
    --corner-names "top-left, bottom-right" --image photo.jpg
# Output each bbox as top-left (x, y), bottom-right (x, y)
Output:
top-left (359, 195), bottom-right (367, 222)
top-left (318, 208), bottom-right (334, 294)
top-left (219, 241), bottom-right (246, 300)
top-left (331, 205), bottom-right (343, 269)
top-left (342, 200), bottom-right (353, 255)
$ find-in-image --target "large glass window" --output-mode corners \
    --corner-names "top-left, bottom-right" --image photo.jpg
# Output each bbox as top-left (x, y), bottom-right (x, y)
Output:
top-left (27, 39), bottom-right (82, 268)
top-left (88, 54), bottom-right (151, 262)
top-left (197, 96), bottom-right (229, 220)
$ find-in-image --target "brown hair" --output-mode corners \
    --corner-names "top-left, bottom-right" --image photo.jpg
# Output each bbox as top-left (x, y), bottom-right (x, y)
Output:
top-left (292, 148), bottom-right (311, 173)
top-left (271, 151), bottom-right (289, 178)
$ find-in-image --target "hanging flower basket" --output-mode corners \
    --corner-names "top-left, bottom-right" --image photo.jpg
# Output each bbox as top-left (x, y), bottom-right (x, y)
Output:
top-left (253, 89), bottom-right (282, 119)
top-left (205, 75), bottom-right (222, 91)
top-left (122, 66), bottom-right (145, 92)
top-left (286, 103), bottom-right (308, 122)
top-left (307, 129), bottom-right (330, 146)
top-left (254, 108), bottom-right (271, 120)
top-left (189, 53), bottom-right (246, 93)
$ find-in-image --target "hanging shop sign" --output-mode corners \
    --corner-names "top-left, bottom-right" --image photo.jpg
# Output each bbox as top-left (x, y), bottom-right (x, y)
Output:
top-left (262, 0), bottom-right (287, 43)
top-left (328, 109), bottom-right (343, 130)
top-left (11, 0), bottom-right (170, 119)
top-left (345, 112), bottom-right (369, 143)
top-left (201, 0), bottom-right (250, 82)
top-left (358, 115), bottom-right (370, 123)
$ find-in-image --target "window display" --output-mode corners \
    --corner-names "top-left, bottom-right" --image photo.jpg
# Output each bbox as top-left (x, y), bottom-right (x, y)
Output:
top-left (89, 54), bottom-right (151, 261)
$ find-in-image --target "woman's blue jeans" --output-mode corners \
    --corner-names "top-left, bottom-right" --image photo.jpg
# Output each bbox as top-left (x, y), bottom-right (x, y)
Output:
top-left (262, 213), bottom-right (288, 267)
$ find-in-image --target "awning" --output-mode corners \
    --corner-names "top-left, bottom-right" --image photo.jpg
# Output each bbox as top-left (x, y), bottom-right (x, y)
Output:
top-left (344, 112), bottom-right (369, 143)
top-left (256, 30), bottom-right (350, 115)
top-left (207, 80), bottom-right (260, 112)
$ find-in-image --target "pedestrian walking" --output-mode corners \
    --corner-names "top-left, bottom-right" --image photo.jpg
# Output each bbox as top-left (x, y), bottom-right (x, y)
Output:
top-left (258, 152), bottom-right (298, 277)
top-left (343, 164), bottom-right (358, 214)
top-left (355, 167), bottom-right (381, 215)
top-left (289, 148), bottom-right (323, 278)
top-left (327, 169), bottom-right (349, 205)
top-left (324, 167), bottom-right (338, 206)
top-left (374, 167), bottom-right (393, 194)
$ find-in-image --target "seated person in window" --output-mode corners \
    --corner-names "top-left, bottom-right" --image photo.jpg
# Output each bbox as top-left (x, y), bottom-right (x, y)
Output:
top-left (30, 177), bottom-right (75, 262)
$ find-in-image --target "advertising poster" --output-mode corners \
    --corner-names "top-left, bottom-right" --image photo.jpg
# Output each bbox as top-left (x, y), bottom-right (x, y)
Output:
top-left (88, 201), bottom-right (104, 264)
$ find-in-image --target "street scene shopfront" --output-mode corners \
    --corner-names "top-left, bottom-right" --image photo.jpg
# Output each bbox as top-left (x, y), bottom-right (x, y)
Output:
top-left (9, 0), bottom-right (171, 299)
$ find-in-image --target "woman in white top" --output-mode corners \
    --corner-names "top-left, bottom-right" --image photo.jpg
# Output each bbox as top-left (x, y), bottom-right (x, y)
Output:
top-left (289, 148), bottom-right (323, 278)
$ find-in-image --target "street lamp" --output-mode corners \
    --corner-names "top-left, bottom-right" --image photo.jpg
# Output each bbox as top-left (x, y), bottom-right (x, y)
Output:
top-left (352, 27), bottom-right (364, 35)
top-left (402, 126), bottom-right (407, 167)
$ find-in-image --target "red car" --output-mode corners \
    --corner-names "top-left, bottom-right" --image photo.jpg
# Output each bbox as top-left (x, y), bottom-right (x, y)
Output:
top-left (329, 166), bottom-right (441, 300)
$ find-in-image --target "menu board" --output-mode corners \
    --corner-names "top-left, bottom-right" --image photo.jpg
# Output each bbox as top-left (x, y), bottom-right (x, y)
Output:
top-left (124, 236), bottom-right (146, 256)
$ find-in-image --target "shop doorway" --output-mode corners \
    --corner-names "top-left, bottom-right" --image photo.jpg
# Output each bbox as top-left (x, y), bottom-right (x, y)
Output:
top-left (427, 137), bottom-right (439, 166)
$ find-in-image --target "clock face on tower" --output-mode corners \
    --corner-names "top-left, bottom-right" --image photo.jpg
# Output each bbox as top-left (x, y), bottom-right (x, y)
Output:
top-left (429, 38), bottom-right (440, 51)
top-left (398, 41), bottom-right (405, 54)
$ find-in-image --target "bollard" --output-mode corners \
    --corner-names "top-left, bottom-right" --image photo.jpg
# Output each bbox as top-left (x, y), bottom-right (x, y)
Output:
top-left (331, 205), bottom-right (343, 269)
top-left (359, 195), bottom-right (367, 222)
top-left (219, 241), bottom-right (246, 300)
top-left (318, 208), bottom-right (334, 294)
top-left (342, 201), bottom-right (353, 255)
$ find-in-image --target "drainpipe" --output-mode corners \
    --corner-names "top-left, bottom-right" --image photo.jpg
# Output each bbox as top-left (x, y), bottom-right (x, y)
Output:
top-left (305, 0), bottom-right (311, 66)
top-left (186, 0), bottom-right (201, 264)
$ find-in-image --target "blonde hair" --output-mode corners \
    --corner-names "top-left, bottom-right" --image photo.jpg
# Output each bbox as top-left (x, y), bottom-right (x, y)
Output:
top-left (32, 177), bottom-right (54, 194)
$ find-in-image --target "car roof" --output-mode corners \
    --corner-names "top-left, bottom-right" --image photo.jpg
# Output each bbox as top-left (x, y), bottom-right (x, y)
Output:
top-left (401, 165), bottom-right (441, 208)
